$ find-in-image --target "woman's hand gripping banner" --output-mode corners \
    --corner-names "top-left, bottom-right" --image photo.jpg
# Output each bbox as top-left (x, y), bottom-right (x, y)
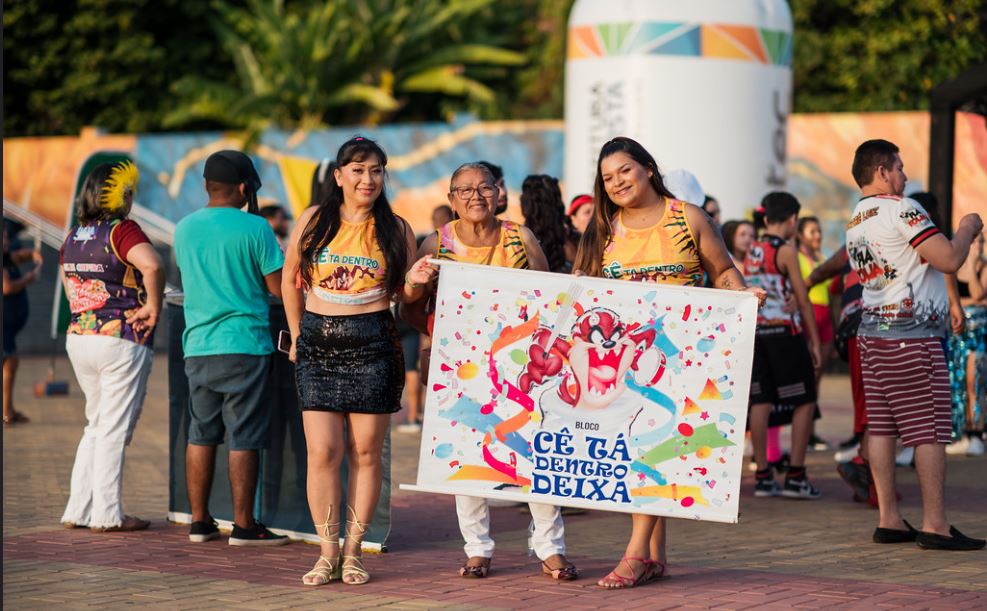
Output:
top-left (401, 261), bottom-right (758, 523)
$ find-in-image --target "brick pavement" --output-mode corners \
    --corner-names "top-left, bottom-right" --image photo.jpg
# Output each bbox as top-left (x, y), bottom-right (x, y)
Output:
top-left (4, 355), bottom-right (986, 610)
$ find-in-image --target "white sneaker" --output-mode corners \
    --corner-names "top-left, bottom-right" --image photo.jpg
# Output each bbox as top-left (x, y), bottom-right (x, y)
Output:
top-left (834, 443), bottom-right (861, 463)
top-left (895, 446), bottom-right (914, 466)
top-left (396, 422), bottom-right (422, 433)
top-left (966, 435), bottom-right (984, 456)
top-left (946, 437), bottom-right (971, 456)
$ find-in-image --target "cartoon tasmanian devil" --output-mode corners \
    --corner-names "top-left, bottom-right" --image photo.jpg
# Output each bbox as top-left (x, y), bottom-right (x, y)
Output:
top-left (319, 265), bottom-right (374, 291)
top-left (518, 307), bottom-right (666, 411)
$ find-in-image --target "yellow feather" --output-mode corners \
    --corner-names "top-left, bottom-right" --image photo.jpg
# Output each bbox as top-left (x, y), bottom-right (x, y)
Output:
top-left (99, 161), bottom-right (139, 211)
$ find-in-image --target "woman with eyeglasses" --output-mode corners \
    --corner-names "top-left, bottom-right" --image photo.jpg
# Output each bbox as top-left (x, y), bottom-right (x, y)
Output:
top-left (401, 162), bottom-right (579, 582)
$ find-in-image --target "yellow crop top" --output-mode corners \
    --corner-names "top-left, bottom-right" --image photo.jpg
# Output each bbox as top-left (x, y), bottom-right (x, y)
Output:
top-left (310, 218), bottom-right (388, 305)
top-left (798, 251), bottom-right (831, 307)
top-left (434, 220), bottom-right (529, 269)
top-left (601, 199), bottom-right (702, 286)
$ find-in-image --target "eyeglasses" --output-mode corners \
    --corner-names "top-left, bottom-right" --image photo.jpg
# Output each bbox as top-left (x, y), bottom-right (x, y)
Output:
top-left (450, 184), bottom-right (497, 201)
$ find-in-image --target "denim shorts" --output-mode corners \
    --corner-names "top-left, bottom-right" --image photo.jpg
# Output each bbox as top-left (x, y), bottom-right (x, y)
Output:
top-left (185, 353), bottom-right (271, 450)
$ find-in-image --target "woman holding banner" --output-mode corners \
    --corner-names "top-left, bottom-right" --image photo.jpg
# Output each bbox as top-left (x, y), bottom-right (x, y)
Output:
top-left (402, 162), bottom-right (579, 581)
top-left (282, 137), bottom-right (435, 586)
top-left (573, 137), bottom-right (763, 588)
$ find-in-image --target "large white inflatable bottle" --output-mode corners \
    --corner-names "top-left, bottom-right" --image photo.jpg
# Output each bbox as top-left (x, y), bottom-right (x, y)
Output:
top-left (564, 0), bottom-right (792, 219)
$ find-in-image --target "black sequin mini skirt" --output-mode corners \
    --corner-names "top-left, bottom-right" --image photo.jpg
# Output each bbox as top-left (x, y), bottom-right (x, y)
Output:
top-left (295, 310), bottom-right (404, 413)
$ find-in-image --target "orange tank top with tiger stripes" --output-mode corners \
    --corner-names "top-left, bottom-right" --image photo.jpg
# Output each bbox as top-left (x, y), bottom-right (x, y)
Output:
top-left (310, 218), bottom-right (388, 305)
top-left (434, 220), bottom-right (529, 269)
top-left (601, 199), bottom-right (702, 286)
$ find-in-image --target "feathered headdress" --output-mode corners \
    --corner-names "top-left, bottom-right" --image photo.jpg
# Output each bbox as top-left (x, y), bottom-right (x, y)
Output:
top-left (100, 161), bottom-right (139, 212)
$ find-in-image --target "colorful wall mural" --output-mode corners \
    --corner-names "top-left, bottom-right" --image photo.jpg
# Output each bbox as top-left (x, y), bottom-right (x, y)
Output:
top-left (4, 112), bottom-right (985, 255)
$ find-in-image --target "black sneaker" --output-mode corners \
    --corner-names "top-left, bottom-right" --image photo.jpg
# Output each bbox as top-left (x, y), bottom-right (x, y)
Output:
top-left (782, 477), bottom-right (821, 499)
top-left (836, 459), bottom-right (871, 502)
top-left (838, 433), bottom-right (861, 449)
top-left (769, 452), bottom-right (790, 473)
top-left (808, 434), bottom-right (831, 452)
top-left (189, 519), bottom-right (220, 543)
top-left (228, 521), bottom-right (289, 546)
top-left (754, 478), bottom-right (781, 497)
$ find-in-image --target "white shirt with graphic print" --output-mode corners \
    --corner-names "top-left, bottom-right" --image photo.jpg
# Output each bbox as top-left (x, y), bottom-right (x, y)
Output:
top-left (845, 194), bottom-right (947, 338)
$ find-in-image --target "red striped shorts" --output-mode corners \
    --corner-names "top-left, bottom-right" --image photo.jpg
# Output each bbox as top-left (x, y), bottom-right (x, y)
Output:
top-left (858, 336), bottom-right (952, 447)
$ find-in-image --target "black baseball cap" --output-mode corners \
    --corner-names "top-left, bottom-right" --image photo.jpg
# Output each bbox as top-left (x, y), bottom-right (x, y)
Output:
top-left (203, 150), bottom-right (262, 192)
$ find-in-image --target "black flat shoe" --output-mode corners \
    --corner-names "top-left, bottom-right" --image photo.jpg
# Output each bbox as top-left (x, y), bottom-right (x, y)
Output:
top-left (873, 520), bottom-right (918, 543)
top-left (946, 526), bottom-right (986, 547)
top-left (916, 528), bottom-right (986, 551)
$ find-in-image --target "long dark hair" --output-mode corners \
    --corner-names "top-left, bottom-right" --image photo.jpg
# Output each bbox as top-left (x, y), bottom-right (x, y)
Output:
top-left (299, 137), bottom-right (407, 295)
top-left (76, 163), bottom-right (124, 224)
top-left (520, 174), bottom-right (577, 273)
top-left (722, 219), bottom-right (754, 256)
top-left (797, 215), bottom-right (819, 236)
top-left (796, 215), bottom-right (820, 254)
top-left (309, 158), bottom-right (337, 208)
top-left (573, 137), bottom-right (676, 277)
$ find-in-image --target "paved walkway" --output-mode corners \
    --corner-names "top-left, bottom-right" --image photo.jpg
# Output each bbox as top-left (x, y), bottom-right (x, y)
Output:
top-left (4, 355), bottom-right (986, 610)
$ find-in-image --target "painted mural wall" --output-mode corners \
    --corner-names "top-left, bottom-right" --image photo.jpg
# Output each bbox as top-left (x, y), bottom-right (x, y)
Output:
top-left (4, 112), bottom-right (985, 256)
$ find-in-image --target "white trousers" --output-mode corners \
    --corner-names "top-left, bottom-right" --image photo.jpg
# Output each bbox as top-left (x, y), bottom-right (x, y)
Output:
top-left (61, 335), bottom-right (152, 528)
top-left (455, 495), bottom-right (565, 560)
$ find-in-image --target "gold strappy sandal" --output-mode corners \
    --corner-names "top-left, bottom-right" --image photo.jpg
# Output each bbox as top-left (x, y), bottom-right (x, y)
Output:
top-left (341, 506), bottom-right (370, 585)
top-left (302, 506), bottom-right (340, 586)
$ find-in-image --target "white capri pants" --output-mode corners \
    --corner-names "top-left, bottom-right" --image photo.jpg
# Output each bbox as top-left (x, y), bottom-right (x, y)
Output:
top-left (455, 495), bottom-right (565, 560)
top-left (61, 334), bottom-right (152, 528)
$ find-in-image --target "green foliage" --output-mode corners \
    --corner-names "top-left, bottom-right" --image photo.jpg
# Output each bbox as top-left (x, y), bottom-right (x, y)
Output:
top-left (792, 0), bottom-right (987, 112)
top-left (164, 0), bottom-right (526, 133)
top-left (478, 0), bottom-right (575, 120)
top-left (3, 0), bottom-right (985, 137)
top-left (3, 0), bottom-right (233, 136)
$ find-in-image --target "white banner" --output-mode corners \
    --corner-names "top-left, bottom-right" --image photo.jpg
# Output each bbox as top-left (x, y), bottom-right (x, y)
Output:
top-left (403, 262), bottom-right (757, 523)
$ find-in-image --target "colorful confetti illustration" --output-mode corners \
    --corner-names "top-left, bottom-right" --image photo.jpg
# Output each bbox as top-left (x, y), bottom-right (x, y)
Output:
top-left (406, 262), bottom-right (758, 523)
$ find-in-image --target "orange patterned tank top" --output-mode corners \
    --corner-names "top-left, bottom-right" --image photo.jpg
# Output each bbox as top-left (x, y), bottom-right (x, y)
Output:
top-left (601, 199), bottom-right (702, 286)
top-left (434, 220), bottom-right (529, 269)
top-left (310, 218), bottom-right (388, 305)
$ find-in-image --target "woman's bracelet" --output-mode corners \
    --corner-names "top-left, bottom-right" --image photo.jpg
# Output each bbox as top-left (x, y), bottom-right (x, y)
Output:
top-left (405, 275), bottom-right (421, 289)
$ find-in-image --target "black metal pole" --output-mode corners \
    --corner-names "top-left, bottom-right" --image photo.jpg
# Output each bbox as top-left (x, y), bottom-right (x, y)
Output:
top-left (928, 64), bottom-right (987, 235)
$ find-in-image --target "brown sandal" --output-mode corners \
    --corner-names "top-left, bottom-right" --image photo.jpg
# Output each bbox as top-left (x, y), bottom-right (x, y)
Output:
top-left (542, 557), bottom-right (578, 581)
top-left (90, 515), bottom-right (150, 532)
top-left (459, 556), bottom-right (491, 578)
top-left (2, 411), bottom-right (29, 426)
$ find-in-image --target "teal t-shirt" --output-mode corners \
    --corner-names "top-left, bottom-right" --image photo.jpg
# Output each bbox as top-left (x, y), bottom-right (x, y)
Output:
top-left (175, 207), bottom-right (284, 357)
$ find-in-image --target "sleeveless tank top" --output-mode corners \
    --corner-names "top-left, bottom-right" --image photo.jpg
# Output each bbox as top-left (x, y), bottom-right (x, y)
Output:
top-left (798, 251), bottom-right (831, 307)
top-left (60, 220), bottom-right (150, 345)
top-left (744, 234), bottom-right (801, 334)
top-left (601, 199), bottom-right (702, 286)
top-left (435, 220), bottom-right (529, 269)
top-left (426, 220), bottom-right (529, 335)
top-left (310, 218), bottom-right (388, 305)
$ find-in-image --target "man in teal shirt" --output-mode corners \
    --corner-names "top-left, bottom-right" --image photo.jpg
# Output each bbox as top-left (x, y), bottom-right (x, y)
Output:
top-left (174, 150), bottom-right (288, 547)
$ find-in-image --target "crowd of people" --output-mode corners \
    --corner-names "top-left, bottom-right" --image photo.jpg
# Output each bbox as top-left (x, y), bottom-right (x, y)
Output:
top-left (22, 133), bottom-right (984, 592)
